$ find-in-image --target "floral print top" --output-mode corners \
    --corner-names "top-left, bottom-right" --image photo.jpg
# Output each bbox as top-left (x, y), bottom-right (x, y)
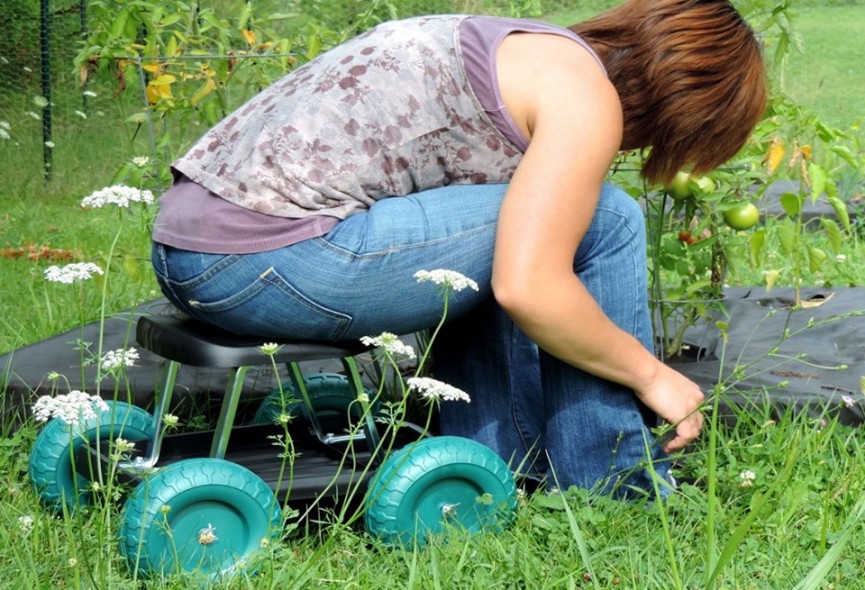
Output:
top-left (172, 15), bottom-right (524, 221)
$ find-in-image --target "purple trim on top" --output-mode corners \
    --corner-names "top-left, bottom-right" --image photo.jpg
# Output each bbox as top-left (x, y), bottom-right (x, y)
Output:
top-left (459, 16), bottom-right (607, 152)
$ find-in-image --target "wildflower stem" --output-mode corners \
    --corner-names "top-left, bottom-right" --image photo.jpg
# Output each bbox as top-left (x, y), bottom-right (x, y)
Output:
top-left (263, 351), bottom-right (297, 522)
top-left (94, 228), bottom-right (124, 394)
top-left (76, 288), bottom-right (87, 390)
top-left (414, 285), bottom-right (450, 377)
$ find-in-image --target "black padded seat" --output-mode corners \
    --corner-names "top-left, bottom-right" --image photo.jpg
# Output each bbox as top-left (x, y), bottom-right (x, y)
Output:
top-left (136, 314), bottom-right (372, 368)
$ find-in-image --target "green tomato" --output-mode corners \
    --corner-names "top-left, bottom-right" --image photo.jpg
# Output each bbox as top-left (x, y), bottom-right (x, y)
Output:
top-left (693, 175), bottom-right (716, 194)
top-left (665, 172), bottom-right (715, 200)
top-left (665, 171), bottom-right (692, 200)
top-left (723, 202), bottom-right (760, 230)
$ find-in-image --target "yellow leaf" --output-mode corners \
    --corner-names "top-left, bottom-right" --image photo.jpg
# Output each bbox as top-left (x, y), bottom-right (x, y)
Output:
top-left (190, 78), bottom-right (217, 106)
top-left (763, 269), bottom-right (781, 291)
top-left (146, 82), bottom-right (173, 104)
top-left (766, 138), bottom-right (784, 175)
top-left (145, 85), bottom-right (157, 104)
top-left (150, 74), bottom-right (177, 85)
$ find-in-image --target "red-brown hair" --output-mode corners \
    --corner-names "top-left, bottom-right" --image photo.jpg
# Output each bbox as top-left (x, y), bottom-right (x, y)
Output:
top-left (570, 0), bottom-right (767, 185)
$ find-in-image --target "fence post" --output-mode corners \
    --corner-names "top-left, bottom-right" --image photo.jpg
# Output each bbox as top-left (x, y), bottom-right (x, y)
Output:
top-left (80, 0), bottom-right (89, 112)
top-left (40, 0), bottom-right (53, 181)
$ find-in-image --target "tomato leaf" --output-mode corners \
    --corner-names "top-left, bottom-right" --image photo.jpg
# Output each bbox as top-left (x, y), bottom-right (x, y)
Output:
top-left (749, 229), bottom-right (766, 268)
top-left (819, 218), bottom-right (844, 253)
top-left (779, 192), bottom-right (802, 217)
top-left (826, 196), bottom-right (851, 232)
top-left (776, 218), bottom-right (797, 254)
top-left (808, 247), bottom-right (828, 274)
top-left (808, 163), bottom-right (828, 204)
top-left (829, 145), bottom-right (860, 169)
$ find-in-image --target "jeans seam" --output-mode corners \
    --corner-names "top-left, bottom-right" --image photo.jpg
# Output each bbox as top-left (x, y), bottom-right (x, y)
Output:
top-left (153, 244), bottom-right (203, 320)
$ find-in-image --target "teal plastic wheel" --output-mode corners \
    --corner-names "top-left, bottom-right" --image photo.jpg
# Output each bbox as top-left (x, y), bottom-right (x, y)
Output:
top-left (364, 436), bottom-right (518, 547)
top-left (119, 458), bottom-right (282, 578)
top-left (253, 372), bottom-right (375, 425)
top-left (29, 400), bottom-right (154, 512)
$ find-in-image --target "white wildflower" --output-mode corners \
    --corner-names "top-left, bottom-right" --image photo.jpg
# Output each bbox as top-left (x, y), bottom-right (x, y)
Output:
top-left (23, 66), bottom-right (33, 73)
top-left (74, 110), bottom-right (87, 119)
top-left (83, 90), bottom-right (97, 98)
top-left (360, 332), bottom-right (416, 360)
top-left (100, 347), bottom-right (140, 371)
top-left (32, 390), bottom-right (108, 426)
top-left (44, 262), bottom-right (104, 284)
top-left (80, 184), bottom-right (155, 208)
top-left (132, 156), bottom-right (151, 168)
top-left (841, 395), bottom-right (856, 409)
top-left (33, 95), bottom-right (48, 108)
top-left (739, 470), bottom-right (756, 488)
top-left (0, 128), bottom-right (9, 141)
top-left (44, 141), bottom-right (55, 148)
top-left (0, 120), bottom-right (9, 130)
top-left (26, 111), bottom-right (41, 120)
top-left (836, 254), bottom-right (846, 263)
top-left (407, 377), bottom-right (471, 403)
top-left (68, 558), bottom-right (78, 568)
top-left (414, 269), bottom-right (479, 292)
top-left (198, 523), bottom-right (218, 545)
top-left (114, 437), bottom-right (136, 453)
top-left (163, 413), bottom-right (180, 429)
top-left (111, 437), bottom-right (136, 461)
top-left (259, 342), bottom-right (280, 355)
top-left (18, 515), bottom-right (34, 536)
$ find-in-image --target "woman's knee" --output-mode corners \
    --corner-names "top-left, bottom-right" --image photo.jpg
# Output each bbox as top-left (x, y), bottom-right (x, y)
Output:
top-left (596, 183), bottom-right (646, 241)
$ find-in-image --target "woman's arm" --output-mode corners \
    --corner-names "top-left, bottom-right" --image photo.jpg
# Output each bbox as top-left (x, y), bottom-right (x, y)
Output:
top-left (494, 33), bottom-right (703, 452)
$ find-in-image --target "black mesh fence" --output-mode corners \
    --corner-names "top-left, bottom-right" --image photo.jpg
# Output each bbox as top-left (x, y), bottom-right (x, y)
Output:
top-left (0, 0), bottom-right (90, 182)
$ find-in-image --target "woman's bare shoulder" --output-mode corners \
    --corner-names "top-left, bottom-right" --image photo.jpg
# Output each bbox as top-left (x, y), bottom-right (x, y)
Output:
top-left (496, 32), bottom-right (621, 145)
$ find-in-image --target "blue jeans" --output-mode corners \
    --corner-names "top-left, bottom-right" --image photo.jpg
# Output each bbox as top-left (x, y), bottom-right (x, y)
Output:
top-left (151, 183), bottom-right (669, 495)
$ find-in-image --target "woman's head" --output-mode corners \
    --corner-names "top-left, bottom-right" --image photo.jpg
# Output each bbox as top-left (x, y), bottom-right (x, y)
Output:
top-left (570, 0), bottom-right (767, 185)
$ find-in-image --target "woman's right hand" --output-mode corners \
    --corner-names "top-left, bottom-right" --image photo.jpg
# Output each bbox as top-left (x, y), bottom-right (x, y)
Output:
top-left (634, 363), bottom-right (705, 453)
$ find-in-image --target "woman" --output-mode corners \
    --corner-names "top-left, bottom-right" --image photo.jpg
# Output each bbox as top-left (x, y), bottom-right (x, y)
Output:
top-left (150, 0), bottom-right (766, 495)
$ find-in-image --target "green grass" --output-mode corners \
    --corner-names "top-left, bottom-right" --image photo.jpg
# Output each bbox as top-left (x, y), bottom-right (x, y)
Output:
top-left (0, 195), bottom-right (157, 355)
top-left (2, 2), bottom-right (865, 588)
top-left (4, 391), bottom-right (865, 588)
top-left (782, 7), bottom-right (865, 131)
